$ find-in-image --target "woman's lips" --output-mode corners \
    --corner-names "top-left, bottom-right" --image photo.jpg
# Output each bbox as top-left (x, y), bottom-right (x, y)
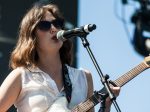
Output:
top-left (51, 36), bottom-right (58, 41)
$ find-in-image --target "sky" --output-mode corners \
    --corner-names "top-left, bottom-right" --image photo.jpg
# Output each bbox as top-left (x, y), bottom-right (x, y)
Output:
top-left (78, 0), bottom-right (150, 112)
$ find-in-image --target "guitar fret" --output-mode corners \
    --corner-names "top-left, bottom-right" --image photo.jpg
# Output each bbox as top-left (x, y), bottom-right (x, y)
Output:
top-left (128, 63), bottom-right (145, 78)
top-left (84, 100), bottom-right (93, 111)
top-left (131, 65), bottom-right (141, 74)
top-left (79, 100), bottom-right (89, 111)
top-left (114, 62), bottom-right (148, 87)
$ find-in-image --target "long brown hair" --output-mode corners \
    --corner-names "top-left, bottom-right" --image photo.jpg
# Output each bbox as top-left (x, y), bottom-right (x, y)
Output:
top-left (10, 3), bottom-right (73, 69)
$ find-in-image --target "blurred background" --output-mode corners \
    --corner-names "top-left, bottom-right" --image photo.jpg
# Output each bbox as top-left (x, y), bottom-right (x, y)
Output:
top-left (0, 0), bottom-right (150, 111)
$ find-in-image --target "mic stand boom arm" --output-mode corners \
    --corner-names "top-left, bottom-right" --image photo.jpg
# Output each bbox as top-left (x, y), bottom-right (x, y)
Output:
top-left (79, 34), bottom-right (121, 112)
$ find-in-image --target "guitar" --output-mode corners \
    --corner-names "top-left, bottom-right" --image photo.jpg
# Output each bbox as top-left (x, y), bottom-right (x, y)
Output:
top-left (48, 56), bottom-right (150, 112)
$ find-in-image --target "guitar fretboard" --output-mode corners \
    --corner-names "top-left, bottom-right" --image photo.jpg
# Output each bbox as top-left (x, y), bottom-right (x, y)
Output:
top-left (113, 62), bottom-right (148, 87)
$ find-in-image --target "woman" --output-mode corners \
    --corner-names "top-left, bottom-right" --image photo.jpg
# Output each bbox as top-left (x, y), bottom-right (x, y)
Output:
top-left (0, 3), bottom-right (120, 112)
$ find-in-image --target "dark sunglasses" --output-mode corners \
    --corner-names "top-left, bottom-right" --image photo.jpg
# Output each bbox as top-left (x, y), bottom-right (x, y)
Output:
top-left (36, 19), bottom-right (64, 31)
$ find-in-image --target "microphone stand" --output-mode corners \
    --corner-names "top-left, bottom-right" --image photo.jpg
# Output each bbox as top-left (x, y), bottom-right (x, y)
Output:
top-left (79, 34), bottom-right (121, 112)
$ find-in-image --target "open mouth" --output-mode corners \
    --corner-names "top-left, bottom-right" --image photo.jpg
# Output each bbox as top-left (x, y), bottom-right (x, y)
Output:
top-left (51, 36), bottom-right (58, 41)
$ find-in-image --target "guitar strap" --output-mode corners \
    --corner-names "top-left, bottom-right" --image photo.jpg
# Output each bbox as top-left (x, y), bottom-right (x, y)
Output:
top-left (62, 64), bottom-right (72, 103)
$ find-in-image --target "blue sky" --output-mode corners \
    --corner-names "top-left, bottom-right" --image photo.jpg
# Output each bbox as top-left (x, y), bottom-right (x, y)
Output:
top-left (78, 0), bottom-right (150, 112)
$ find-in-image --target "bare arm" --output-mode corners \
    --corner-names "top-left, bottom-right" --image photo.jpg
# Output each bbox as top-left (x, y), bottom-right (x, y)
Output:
top-left (0, 68), bottom-right (22, 112)
top-left (84, 69), bottom-right (95, 112)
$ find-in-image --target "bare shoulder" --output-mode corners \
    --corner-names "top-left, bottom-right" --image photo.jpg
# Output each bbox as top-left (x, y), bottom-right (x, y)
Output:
top-left (5, 67), bottom-right (23, 82)
top-left (0, 67), bottom-right (23, 90)
top-left (82, 69), bottom-right (93, 82)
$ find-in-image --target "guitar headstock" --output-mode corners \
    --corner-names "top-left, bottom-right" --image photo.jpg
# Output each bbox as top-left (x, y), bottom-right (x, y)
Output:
top-left (144, 55), bottom-right (150, 67)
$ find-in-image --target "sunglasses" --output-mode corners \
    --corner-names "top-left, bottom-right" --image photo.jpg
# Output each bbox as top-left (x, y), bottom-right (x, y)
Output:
top-left (36, 19), bottom-right (64, 31)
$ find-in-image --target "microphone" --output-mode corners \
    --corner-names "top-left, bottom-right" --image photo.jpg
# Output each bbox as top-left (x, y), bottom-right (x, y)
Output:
top-left (57, 24), bottom-right (96, 41)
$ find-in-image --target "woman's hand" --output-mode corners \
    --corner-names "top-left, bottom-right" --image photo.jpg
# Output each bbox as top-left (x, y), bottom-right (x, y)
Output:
top-left (104, 86), bottom-right (121, 112)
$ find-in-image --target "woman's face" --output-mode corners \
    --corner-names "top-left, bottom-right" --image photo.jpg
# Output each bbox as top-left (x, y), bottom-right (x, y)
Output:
top-left (35, 11), bottom-right (63, 53)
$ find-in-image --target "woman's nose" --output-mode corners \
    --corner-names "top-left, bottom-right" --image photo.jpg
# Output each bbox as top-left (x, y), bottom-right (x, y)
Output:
top-left (50, 24), bottom-right (59, 34)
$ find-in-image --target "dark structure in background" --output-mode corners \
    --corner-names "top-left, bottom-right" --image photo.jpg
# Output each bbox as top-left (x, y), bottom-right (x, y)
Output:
top-left (0, 0), bottom-right (78, 111)
top-left (131, 0), bottom-right (150, 56)
top-left (122, 0), bottom-right (150, 56)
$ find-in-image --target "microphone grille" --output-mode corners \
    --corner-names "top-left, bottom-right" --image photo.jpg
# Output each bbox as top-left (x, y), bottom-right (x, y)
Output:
top-left (56, 30), bottom-right (66, 41)
top-left (88, 24), bottom-right (96, 31)
top-left (84, 24), bottom-right (96, 33)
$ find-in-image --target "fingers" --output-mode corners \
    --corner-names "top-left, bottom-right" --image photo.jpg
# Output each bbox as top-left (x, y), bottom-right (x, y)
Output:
top-left (111, 87), bottom-right (121, 97)
top-left (102, 86), bottom-right (121, 109)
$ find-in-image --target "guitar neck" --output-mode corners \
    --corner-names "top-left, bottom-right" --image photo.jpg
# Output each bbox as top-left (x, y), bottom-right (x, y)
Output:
top-left (71, 61), bottom-right (149, 112)
top-left (113, 62), bottom-right (149, 87)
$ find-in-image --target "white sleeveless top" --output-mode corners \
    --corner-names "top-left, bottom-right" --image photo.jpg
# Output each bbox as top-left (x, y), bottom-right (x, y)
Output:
top-left (14, 65), bottom-right (88, 112)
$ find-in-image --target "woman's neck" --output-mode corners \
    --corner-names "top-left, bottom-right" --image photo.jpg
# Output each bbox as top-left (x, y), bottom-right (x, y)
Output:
top-left (37, 51), bottom-right (64, 91)
top-left (37, 51), bottom-right (62, 76)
